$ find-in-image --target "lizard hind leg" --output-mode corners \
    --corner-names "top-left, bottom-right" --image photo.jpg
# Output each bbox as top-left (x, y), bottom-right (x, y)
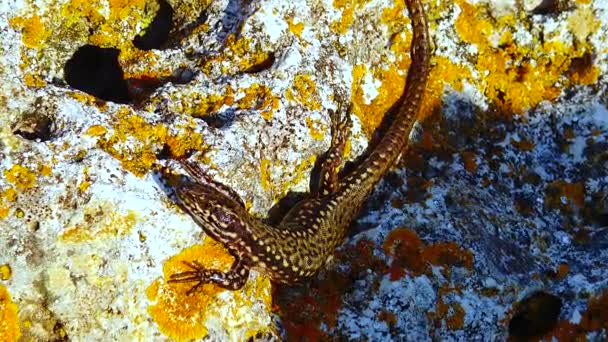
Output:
top-left (178, 159), bottom-right (246, 208)
top-left (314, 95), bottom-right (353, 197)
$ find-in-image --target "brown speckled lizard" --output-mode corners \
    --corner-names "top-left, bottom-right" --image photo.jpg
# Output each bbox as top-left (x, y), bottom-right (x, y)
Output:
top-left (168, 0), bottom-right (430, 294)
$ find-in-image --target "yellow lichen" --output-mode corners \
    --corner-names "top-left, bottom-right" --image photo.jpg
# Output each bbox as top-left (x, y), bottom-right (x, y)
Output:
top-left (78, 180), bottom-right (91, 193)
top-left (285, 74), bottom-right (321, 111)
top-left (2, 188), bottom-right (17, 202)
top-left (199, 34), bottom-right (271, 75)
top-left (287, 18), bottom-right (305, 38)
top-left (4, 165), bottom-right (36, 190)
top-left (23, 73), bottom-right (46, 88)
top-left (331, 0), bottom-right (372, 34)
top-left (59, 204), bottom-right (137, 243)
top-left (39, 164), bottom-right (52, 177)
top-left (260, 159), bottom-right (273, 192)
top-left (0, 265), bottom-right (12, 281)
top-left (8, 14), bottom-right (48, 48)
top-left (148, 239), bottom-right (272, 341)
top-left (277, 155), bottom-right (317, 197)
top-left (0, 208), bottom-right (9, 219)
top-left (69, 92), bottom-right (108, 111)
top-left (0, 285), bottom-right (20, 341)
top-left (183, 87), bottom-right (236, 118)
top-left (98, 108), bottom-right (205, 176)
top-left (14, 208), bottom-right (25, 219)
top-left (568, 7), bottom-right (599, 44)
top-left (352, 65), bottom-right (405, 138)
top-left (454, 0), bottom-right (599, 115)
top-left (237, 84), bottom-right (280, 120)
top-left (175, 83), bottom-right (278, 120)
top-left (86, 125), bottom-right (108, 136)
top-left (305, 117), bottom-right (326, 141)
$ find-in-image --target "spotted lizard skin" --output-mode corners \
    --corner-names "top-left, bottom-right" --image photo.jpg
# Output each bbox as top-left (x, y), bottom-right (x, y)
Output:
top-left (169, 0), bottom-right (430, 293)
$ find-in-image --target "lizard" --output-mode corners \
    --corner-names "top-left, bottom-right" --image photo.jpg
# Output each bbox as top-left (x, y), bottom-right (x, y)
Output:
top-left (168, 0), bottom-right (431, 294)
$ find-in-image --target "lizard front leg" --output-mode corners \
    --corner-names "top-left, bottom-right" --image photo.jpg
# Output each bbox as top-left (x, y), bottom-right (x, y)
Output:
top-left (179, 159), bottom-right (246, 208)
top-left (168, 253), bottom-right (251, 293)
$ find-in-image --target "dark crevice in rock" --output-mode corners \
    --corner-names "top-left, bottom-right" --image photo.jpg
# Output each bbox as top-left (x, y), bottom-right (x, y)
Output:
top-left (200, 109), bottom-right (236, 129)
top-left (127, 68), bottom-right (196, 106)
top-left (133, 0), bottom-right (173, 50)
top-left (508, 291), bottom-right (562, 340)
top-left (64, 45), bottom-right (131, 103)
top-left (13, 113), bottom-right (54, 142)
top-left (13, 98), bottom-right (57, 142)
top-left (242, 53), bottom-right (275, 74)
top-left (530, 0), bottom-right (571, 15)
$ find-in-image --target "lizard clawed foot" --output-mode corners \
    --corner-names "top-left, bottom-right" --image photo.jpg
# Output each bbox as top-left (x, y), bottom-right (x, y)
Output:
top-left (168, 260), bottom-right (216, 295)
top-left (168, 257), bottom-right (250, 293)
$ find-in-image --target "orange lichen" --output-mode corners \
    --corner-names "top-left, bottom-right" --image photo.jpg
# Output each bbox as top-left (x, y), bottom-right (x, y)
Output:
top-left (275, 237), bottom-right (389, 340)
top-left (148, 242), bottom-right (230, 340)
top-left (285, 74), bottom-right (321, 111)
top-left (545, 180), bottom-right (585, 211)
top-left (383, 228), bottom-right (473, 280)
top-left (4, 165), bottom-right (36, 190)
top-left (556, 263), bottom-right (569, 279)
top-left (0, 285), bottom-right (20, 341)
top-left (383, 227), bottom-right (425, 278)
top-left (352, 65), bottom-right (404, 138)
top-left (9, 14), bottom-right (48, 48)
top-left (0, 208), bottom-right (8, 220)
top-left (59, 205), bottom-right (137, 243)
top-left (544, 289), bottom-right (608, 340)
top-left (461, 151), bottom-right (478, 173)
top-left (447, 302), bottom-right (466, 330)
top-left (148, 239), bottom-right (272, 341)
top-left (510, 137), bottom-right (535, 151)
top-left (421, 242), bottom-right (474, 270)
top-left (0, 265), bottom-right (11, 281)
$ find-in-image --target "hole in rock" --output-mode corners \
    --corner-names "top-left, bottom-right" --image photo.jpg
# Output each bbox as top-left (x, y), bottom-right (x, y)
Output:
top-left (13, 112), bottom-right (54, 142)
top-left (64, 45), bottom-right (130, 103)
top-left (243, 53), bottom-right (275, 74)
top-left (509, 291), bottom-right (562, 340)
top-left (201, 110), bottom-right (236, 129)
top-left (531, 0), bottom-right (569, 15)
top-left (133, 0), bottom-right (174, 50)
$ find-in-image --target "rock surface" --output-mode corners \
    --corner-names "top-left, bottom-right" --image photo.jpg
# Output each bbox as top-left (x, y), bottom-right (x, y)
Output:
top-left (1, 0), bottom-right (607, 340)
